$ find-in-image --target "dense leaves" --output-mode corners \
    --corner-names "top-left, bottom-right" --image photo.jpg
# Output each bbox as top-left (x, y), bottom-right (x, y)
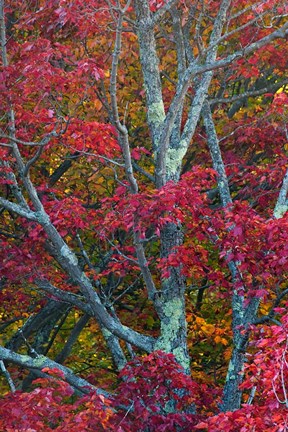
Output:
top-left (0, 0), bottom-right (288, 430)
top-left (0, 352), bottom-right (210, 431)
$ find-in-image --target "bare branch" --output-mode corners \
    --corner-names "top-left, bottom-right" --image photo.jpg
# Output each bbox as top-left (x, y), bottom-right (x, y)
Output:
top-left (253, 288), bottom-right (288, 326)
top-left (109, 4), bottom-right (127, 134)
top-left (23, 145), bottom-right (44, 177)
top-left (35, 279), bottom-right (92, 314)
top-left (194, 21), bottom-right (288, 77)
top-left (0, 360), bottom-right (16, 392)
top-left (0, 131), bottom-right (58, 147)
top-left (202, 100), bottom-right (232, 207)
top-left (0, 346), bottom-right (109, 396)
top-left (133, 231), bottom-right (158, 301)
top-left (210, 79), bottom-right (288, 105)
top-left (132, 161), bottom-right (155, 182)
top-left (35, 275), bottom-right (155, 352)
top-left (152, 0), bottom-right (179, 25)
top-left (54, 314), bottom-right (90, 364)
top-left (208, 8), bottom-right (272, 52)
top-left (0, 197), bottom-right (38, 221)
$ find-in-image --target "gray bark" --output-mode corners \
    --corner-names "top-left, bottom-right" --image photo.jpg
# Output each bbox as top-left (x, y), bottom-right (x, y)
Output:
top-left (0, 346), bottom-right (110, 396)
top-left (133, 0), bottom-right (232, 372)
top-left (155, 223), bottom-right (189, 372)
top-left (202, 100), bottom-right (254, 411)
top-left (202, 100), bottom-right (286, 411)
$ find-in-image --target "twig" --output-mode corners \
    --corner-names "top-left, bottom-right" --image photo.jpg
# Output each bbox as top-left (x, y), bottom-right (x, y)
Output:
top-left (0, 360), bottom-right (16, 392)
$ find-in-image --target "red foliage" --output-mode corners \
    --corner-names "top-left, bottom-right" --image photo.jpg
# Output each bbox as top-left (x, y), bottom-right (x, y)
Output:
top-left (196, 314), bottom-right (288, 431)
top-left (2, 345), bottom-right (288, 431)
top-left (0, 352), bottom-right (217, 432)
top-left (1, 1), bottom-right (288, 430)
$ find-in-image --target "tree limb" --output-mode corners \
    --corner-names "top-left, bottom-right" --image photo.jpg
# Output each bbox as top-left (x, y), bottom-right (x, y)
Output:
top-left (274, 167), bottom-right (288, 219)
top-left (0, 197), bottom-right (37, 221)
top-left (0, 346), bottom-right (110, 396)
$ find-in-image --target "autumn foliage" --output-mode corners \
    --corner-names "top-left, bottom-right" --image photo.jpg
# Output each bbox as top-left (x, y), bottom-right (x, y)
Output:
top-left (1, 0), bottom-right (288, 430)
top-left (1, 345), bottom-right (288, 431)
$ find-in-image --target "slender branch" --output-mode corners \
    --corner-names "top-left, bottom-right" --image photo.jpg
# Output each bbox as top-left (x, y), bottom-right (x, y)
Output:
top-left (161, 65), bottom-right (288, 111)
top-left (23, 145), bottom-right (44, 176)
top-left (76, 233), bottom-right (95, 269)
top-left (109, 3), bottom-right (127, 134)
top-left (35, 278), bottom-right (155, 352)
top-left (111, 277), bottom-right (141, 305)
top-left (35, 279), bottom-right (94, 315)
top-left (0, 131), bottom-right (58, 147)
top-left (133, 231), bottom-right (158, 301)
top-left (210, 79), bottom-right (288, 105)
top-left (0, 317), bottom-right (24, 332)
top-left (228, 2), bottom-right (263, 21)
top-left (0, 359), bottom-right (16, 392)
top-left (109, 2), bottom-right (139, 193)
top-left (132, 161), bottom-right (155, 182)
top-left (193, 21), bottom-right (288, 76)
top-left (37, 278), bottom-right (127, 370)
top-left (48, 151), bottom-right (80, 187)
top-left (208, 8), bottom-right (271, 53)
top-left (202, 100), bottom-right (232, 206)
top-left (54, 314), bottom-right (90, 364)
top-left (107, 240), bottom-right (138, 265)
top-left (253, 288), bottom-right (288, 325)
top-left (0, 0), bottom-right (8, 66)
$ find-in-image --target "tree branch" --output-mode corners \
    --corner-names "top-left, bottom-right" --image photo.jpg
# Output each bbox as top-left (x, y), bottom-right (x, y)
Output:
top-left (274, 167), bottom-right (288, 219)
top-left (35, 277), bottom-right (155, 352)
top-left (158, 19), bottom-right (288, 175)
top-left (54, 314), bottom-right (90, 364)
top-left (0, 359), bottom-right (16, 392)
top-left (0, 131), bottom-right (58, 147)
top-left (0, 346), bottom-right (110, 396)
top-left (210, 79), bottom-right (288, 106)
top-left (253, 288), bottom-right (288, 325)
top-left (157, 0), bottom-right (232, 186)
top-left (152, 0), bottom-right (179, 25)
top-left (0, 197), bottom-right (38, 221)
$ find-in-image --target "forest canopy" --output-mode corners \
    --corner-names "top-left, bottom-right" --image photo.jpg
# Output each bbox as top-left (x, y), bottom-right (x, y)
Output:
top-left (0, 0), bottom-right (288, 430)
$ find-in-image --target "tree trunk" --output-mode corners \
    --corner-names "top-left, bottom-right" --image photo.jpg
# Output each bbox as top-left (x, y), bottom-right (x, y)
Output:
top-left (155, 222), bottom-right (190, 373)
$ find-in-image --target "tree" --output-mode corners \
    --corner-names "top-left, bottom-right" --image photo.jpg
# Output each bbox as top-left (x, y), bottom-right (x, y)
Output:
top-left (0, 0), bottom-right (288, 427)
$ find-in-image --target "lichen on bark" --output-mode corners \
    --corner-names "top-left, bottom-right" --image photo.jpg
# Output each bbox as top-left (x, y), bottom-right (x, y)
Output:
top-left (155, 297), bottom-right (189, 372)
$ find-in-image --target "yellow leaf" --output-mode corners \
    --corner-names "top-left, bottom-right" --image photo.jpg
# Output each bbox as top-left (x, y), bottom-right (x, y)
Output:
top-left (202, 324), bottom-right (215, 335)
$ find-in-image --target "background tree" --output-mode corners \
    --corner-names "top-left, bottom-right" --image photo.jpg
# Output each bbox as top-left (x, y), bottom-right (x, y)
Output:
top-left (0, 0), bottom-right (288, 426)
